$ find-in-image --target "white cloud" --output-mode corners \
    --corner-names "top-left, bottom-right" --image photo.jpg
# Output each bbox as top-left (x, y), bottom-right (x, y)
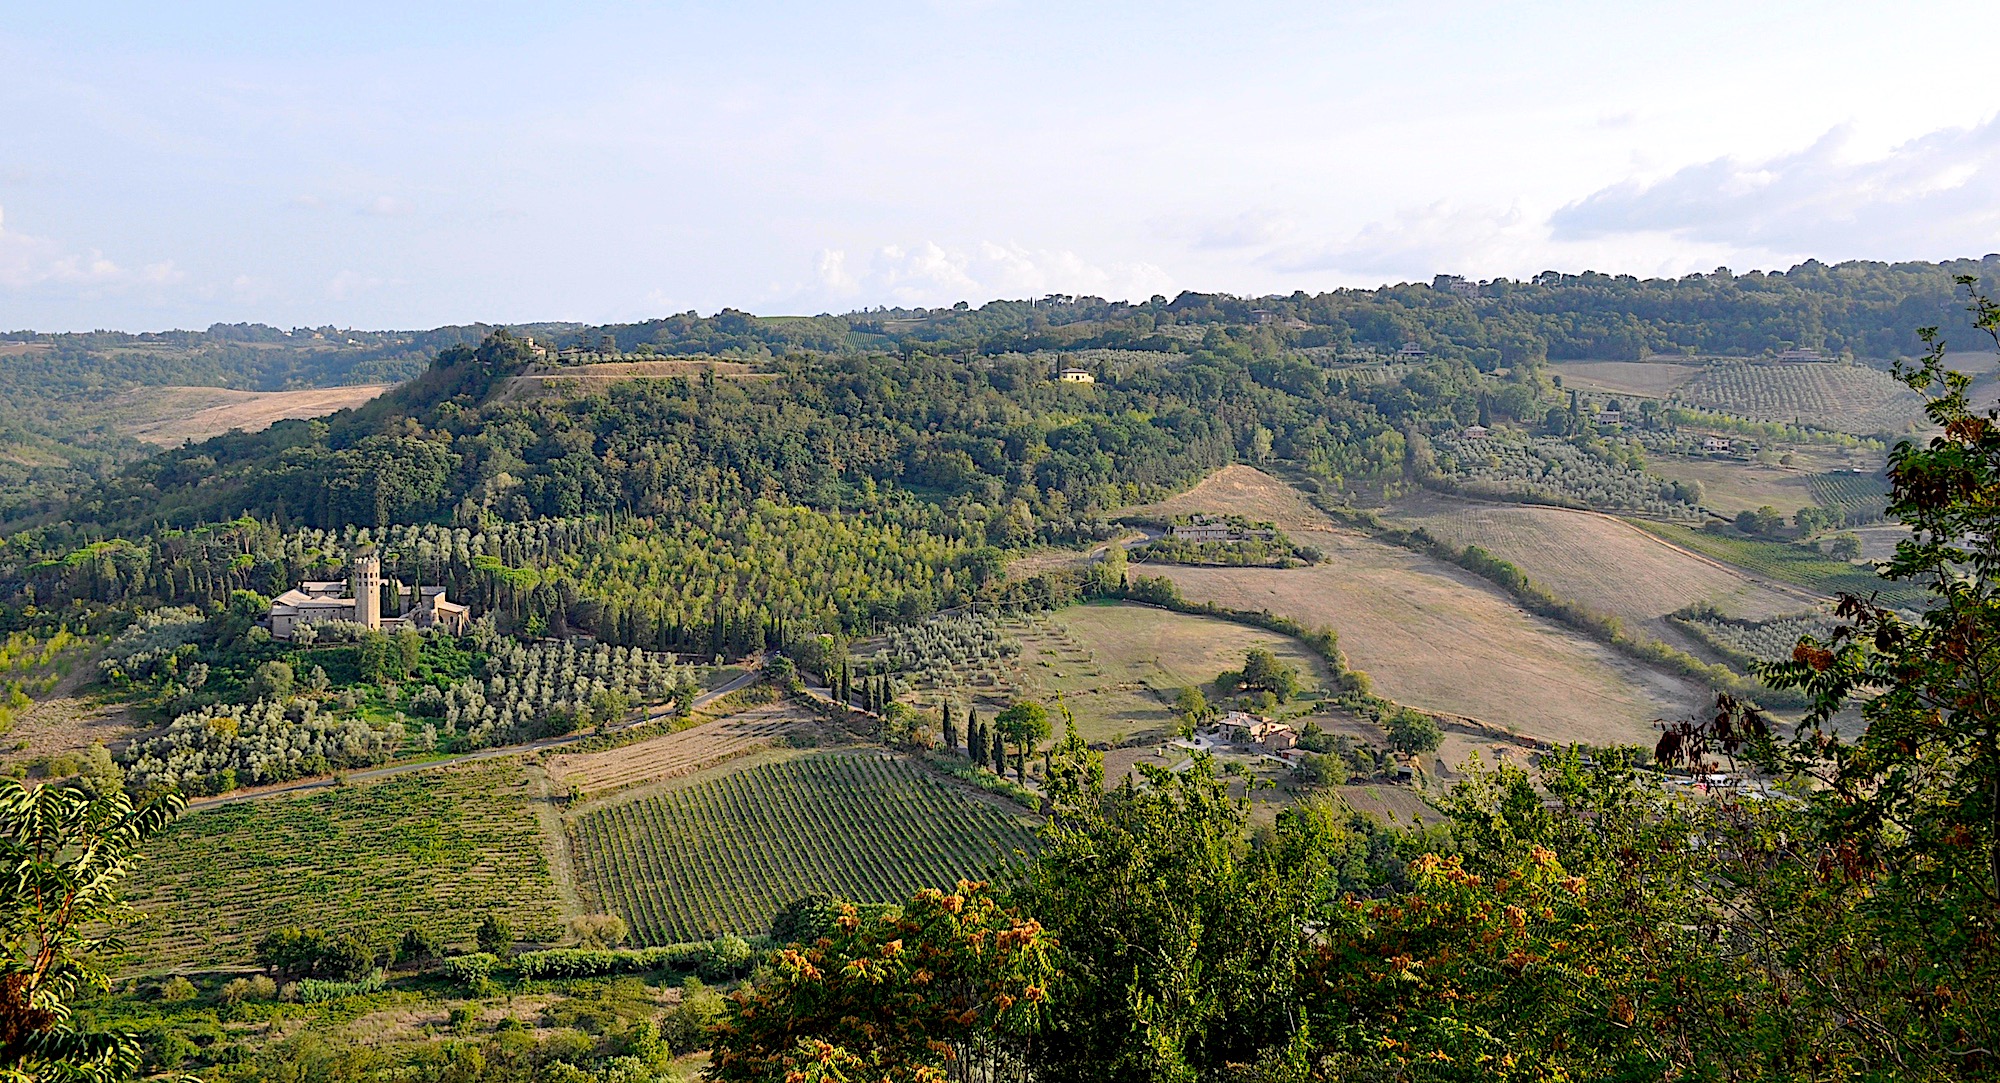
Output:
top-left (791, 240), bottom-right (1174, 310)
top-left (362, 195), bottom-right (414, 217)
top-left (1551, 119), bottom-right (2000, 258)
top-left (1189, 210), bottom-right (1296, 252)
top-left (0, 204), bottom-right (136, 288)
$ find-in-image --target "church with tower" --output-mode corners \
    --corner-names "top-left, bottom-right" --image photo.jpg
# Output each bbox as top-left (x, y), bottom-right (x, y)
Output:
top-left (265, 550), bottom-right (471, 640)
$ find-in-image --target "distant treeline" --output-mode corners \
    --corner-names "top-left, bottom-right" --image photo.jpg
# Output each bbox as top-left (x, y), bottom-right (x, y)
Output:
top-left (581, 256), bottom-right (2000, 364)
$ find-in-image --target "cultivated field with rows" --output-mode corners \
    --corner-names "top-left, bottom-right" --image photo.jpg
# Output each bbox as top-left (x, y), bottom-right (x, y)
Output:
top-left (546, 702), bottom-right (814, 794)
top-left (1130, 468), bottom-right (1701, 745)
top-left (1675, 363), bottom-right (1927, 435)
top-left (1633, 522), bottom-right (1927, 610)
top-left (1431, 432), bottom-right (1704, 519)
top-left (117, 761), bottom-right (563, 973)
top-left (1674, 611), bottom-right (1835, 667)
top-left (568, 751), bottom-right (1037, 943)
top-left (1381, 493), bottom-right (1806, 637)
top-left (1806, 470), bottom-right (1892, 524)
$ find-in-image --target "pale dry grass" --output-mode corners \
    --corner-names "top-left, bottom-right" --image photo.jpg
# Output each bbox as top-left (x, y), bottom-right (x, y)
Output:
top-left (1381, 492), bottom-right (1809, 629)
top-left (112, 384), bottom-right (391, 446)
top-left (1127, 467), bottom-right (1700, 745)
top-left (1549, 360), bottom-right (1704, 398)
top-left (1644, 458), bottom-right (1819, 517)
top-left (546, 702), bottom-right (811, 795)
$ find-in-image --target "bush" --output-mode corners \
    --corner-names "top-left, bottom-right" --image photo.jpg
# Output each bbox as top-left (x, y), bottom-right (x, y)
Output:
top-left (698, 935), bottom-right (753, 980)
top-left (476, 913), bottom-right (513, 957)
top-left (156, 975), bottom-right (197, 1003)
top-left (665, 977), bottom-right (728, 1052)
top-left (439, 952), bottom-right (500, 988)
top-left (219, 975), bottom-right (278, 1005)
top-left (398, 927), bottom-right (444, 965)
top-left (569, 913), bottom-right (628, 949)
top-left (294, 970), bottom-right (385, 1003)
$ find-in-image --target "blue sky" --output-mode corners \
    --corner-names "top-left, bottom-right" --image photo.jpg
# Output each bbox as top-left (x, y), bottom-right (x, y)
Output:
top-left (5, 1), bottom-right (2000, 331)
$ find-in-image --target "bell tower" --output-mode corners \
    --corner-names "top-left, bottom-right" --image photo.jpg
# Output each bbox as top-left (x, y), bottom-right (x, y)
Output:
top-left (354, 551), bottom-right (382, 630)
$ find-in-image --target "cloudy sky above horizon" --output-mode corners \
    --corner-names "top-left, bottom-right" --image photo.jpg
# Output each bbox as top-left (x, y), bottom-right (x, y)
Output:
top-left (6, 1), bottom-right (2000, 332)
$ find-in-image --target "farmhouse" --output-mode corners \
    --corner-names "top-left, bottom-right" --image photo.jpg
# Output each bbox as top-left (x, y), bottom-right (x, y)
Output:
top-left (1170, 515), bottom-right (1277, 544)
top-left (1701, 436), bottom-right (1731, 452)
top-left (1212, 711), bottom-right (1298, 753)
top-left (1462, 423), bottom-right (1490, 439)
top-left (1596, 408), bottom-right (1623, 425)
top-left (1058, 368), bottom-right (1095, 384)
top-left (266, 551), bottom-right (470, 640)
top-left (1397, 342), bottom-right (1426, 359)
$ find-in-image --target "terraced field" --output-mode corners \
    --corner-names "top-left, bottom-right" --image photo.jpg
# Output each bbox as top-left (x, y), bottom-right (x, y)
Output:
top-left (1675, 363), bottom-right (1927, 434)
top-left (118, 761), bottom-right (563, 974)
top-left (569, 751), bottom-right (1036, 943)
top-left (546, 702), bottom-right (812, 794)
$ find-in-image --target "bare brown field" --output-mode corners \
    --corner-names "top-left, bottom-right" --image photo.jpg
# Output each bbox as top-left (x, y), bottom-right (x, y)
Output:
top-left (545, 702), bottom-right (812, 794)
top-left (112, 384), bottom-right (391, 446)
top-left (1129, 467), bottom-right (1700, 745)
top-left (1644, 458), bottom-right (1818, 517)
top-left (1549, 360), bottom-right (1703, 398)
top-left (1122, 463), bottom-right (1328, 530)
top-left (0, 342), bottom-right (51, 357)
top-left (1381, 492), bottom-right (1809, 633)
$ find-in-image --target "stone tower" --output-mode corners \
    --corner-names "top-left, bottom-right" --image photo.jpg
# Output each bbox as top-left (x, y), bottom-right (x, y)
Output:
top-left (354, 552), bottom-right (382, 630)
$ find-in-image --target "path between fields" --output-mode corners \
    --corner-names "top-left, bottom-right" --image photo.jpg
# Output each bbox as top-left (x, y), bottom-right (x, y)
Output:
top-left (185, 663), bottom-right (767, 810)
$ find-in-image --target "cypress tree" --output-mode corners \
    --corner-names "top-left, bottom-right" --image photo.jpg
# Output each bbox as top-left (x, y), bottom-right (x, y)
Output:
top-left (941, 700), bottom-right (957, 751)
top-left (991, 728), bottom-right (1007, 775)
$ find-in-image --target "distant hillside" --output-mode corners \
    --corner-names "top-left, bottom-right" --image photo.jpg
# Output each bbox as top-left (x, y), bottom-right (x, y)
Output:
top-left (574, 256), bottom-right (2000, 364)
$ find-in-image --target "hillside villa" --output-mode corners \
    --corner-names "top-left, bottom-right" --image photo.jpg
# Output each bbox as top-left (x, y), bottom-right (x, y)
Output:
top-left (266, 551), bottom-right (471, 640)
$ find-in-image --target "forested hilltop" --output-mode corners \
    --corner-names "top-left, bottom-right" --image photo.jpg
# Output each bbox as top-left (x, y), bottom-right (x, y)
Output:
top-left (0, 254), bottom-right (1993, 522)
top-left (588, 255), bottom-right (2000, 362)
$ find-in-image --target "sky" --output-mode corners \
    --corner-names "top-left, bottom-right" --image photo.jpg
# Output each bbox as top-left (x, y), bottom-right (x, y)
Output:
top-left (5, 1), bottom-right (2000, 332)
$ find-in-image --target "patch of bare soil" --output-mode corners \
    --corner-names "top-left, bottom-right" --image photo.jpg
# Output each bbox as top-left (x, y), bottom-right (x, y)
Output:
top-left (112, 385), bottom-right (391, 446)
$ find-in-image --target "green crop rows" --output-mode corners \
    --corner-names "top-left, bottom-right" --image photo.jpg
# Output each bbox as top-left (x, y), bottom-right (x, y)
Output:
top-left (1634, 521), bottom-right (1926, 610)
top-left (1807, 471), bottom-right (1891, 523)
top-left (569, 752), bottom-right (1038, 944)
top-left (117, 762), bottom-right (563, 974)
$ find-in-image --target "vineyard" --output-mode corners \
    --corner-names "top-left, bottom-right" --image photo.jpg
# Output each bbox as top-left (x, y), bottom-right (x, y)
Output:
top-left (547, 701), bottom-right (814, 794)
top-left (1806, 470), bottom-right (1892, 524)
top-left (116, 761), bottom-right (563, 974)
top-left (569, 751), bottom-right (1037, 943)
top-left (1674, 363), bottom-right (1927, 435)
top-left (1430, 432), bottom-right (1704, 519)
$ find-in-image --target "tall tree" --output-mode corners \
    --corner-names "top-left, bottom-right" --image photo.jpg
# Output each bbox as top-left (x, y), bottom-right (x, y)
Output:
top-left (2, 780), bottom-right (183, 1082)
